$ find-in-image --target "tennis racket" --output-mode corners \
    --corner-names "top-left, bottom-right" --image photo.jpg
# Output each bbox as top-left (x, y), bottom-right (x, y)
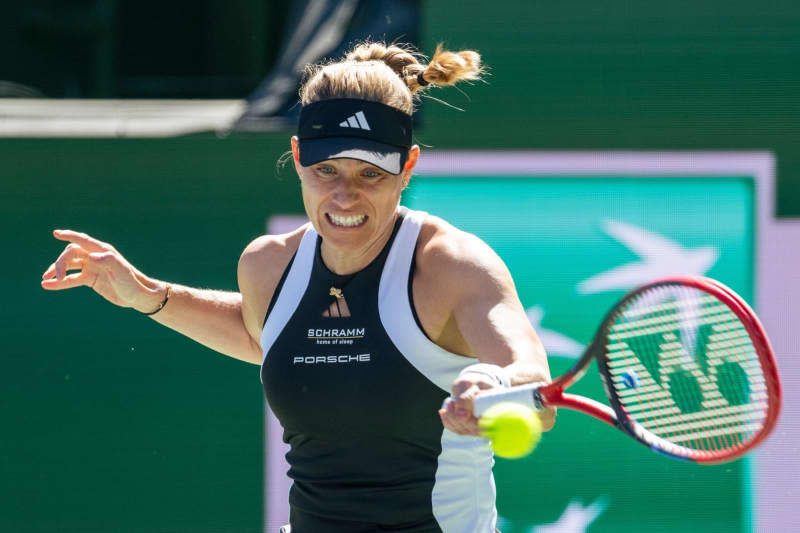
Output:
top-left (473, 276), bottom-right (781, 464)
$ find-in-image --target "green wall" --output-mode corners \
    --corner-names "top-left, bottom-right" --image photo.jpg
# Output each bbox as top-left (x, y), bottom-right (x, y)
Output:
top-left (417, 0), bottom-right (800, 216)
top-left (2, 137), bottom-right (299, 532)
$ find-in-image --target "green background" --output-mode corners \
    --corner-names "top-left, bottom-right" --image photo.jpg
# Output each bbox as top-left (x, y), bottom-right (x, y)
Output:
top-left (407, 176), bottom-right (754, 532)
top-left (3, 0), bottom-right (799, 530)
top-left (417, 0), bottom-right (800, 217)
top-left (2, 138), bottom-right (295, 532)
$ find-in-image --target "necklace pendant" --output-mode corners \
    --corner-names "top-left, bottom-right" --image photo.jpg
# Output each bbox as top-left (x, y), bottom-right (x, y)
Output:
top-left (329, 287), bottom-right (344, 299)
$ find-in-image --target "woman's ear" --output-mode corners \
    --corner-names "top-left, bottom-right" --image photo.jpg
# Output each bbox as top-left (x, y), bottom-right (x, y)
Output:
top-left (290, 136), bottom-right (303, 177)
top-left (402, 145), bottom-right (420, 188)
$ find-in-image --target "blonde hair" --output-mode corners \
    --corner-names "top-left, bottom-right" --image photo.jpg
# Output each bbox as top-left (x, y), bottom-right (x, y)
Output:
top-left (300, 41), bottom-right (484, 114)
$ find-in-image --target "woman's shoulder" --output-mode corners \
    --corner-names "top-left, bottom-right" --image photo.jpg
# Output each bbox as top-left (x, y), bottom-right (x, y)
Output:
top-left (411, 214), bottom-right (515, 343)
top-left (238, 223), bottom-right (311, 287)
top-left (416, 214), bottom-right (502, 274)
top-left (237, 224), bottom-right (312, 341)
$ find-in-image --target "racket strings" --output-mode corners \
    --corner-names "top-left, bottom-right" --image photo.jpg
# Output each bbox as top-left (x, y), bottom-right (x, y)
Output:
top-left (603, 285), bottom-right (769, 455)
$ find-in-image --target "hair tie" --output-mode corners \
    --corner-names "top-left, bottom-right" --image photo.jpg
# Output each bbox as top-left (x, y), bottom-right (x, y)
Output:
top-left (416, 71), bottom-right (430, 87)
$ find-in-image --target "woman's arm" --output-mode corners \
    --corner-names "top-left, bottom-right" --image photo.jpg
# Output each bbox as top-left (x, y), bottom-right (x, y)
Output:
top-left (415, 221), bottom-right (556, 434)
top-left (41, 229), bottom-right (265, 365)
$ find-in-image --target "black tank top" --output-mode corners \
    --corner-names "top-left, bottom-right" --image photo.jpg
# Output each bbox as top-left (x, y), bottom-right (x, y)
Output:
top-left (260, 208), bottom-right (499, 532)
top-left (261, 210), bottom-right (447, 528)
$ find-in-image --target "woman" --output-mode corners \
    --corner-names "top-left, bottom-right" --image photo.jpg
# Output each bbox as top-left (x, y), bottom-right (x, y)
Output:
top-left (42, 42), bottom-right (555, 533)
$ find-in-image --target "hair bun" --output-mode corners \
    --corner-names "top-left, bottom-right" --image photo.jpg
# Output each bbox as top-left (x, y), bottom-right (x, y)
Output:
top-left (300, 41), bottom-right (484, 114)
top-left (346, 41), bottom-right (483, 95)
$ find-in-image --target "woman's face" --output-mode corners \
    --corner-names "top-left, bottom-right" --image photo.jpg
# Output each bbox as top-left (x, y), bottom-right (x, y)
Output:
top-left (291, 136), bottom-right (419, 253)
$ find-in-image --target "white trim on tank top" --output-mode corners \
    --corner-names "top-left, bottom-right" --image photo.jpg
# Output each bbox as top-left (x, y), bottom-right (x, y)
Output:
top-left (379, 208), bottom-right (486, 392)
top-left (378, 208), bottom-right (498, 533)
top-left (260, 225), bottom-right (317, 380)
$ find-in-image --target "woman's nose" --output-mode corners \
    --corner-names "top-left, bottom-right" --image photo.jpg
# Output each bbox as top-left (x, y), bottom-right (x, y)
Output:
top-left (332, 178), bottom-right (360, 204)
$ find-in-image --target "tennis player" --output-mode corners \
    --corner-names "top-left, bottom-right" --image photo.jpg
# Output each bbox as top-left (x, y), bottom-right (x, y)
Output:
top-left (42, 41), bottom-right (555, 533)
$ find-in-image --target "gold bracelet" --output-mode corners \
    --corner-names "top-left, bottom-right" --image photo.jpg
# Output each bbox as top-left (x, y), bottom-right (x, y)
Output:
top-left (143, 284), bottom-right (172, 316)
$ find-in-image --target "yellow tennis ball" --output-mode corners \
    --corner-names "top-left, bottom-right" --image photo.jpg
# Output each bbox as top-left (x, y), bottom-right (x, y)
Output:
top-left (478, 402), bottom-right (542, 459)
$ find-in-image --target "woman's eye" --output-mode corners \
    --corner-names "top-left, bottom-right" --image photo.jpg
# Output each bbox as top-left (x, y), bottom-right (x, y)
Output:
top-left (317, 166), bottom-right (335, 175)
top-left (363, 169), bottom-right (382, 178)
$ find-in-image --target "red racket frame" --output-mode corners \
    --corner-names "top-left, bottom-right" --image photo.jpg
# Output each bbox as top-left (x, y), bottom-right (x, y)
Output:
top-left (534, 276), bottom-right (781, 464)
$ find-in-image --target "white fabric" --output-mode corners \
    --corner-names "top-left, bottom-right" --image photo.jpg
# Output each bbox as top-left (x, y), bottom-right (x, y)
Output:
top-left (379, 209), bottom-right (498, 533)
top-left (260, 226), bottom-right (317, 378)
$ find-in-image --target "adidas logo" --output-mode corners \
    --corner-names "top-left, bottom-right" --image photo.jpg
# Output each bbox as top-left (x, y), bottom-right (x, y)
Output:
top-left (323, 298), bottom-right (351, 317)
top-left (339, 111), bottom-right (371, 131)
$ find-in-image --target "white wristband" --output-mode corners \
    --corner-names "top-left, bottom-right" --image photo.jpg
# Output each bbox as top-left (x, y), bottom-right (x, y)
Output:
top-left (457, 363), bottom-right (512, 389)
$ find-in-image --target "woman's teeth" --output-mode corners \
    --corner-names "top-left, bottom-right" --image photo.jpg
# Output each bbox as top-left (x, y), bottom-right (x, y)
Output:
top-left (328, 213), bottom-right (366, 227)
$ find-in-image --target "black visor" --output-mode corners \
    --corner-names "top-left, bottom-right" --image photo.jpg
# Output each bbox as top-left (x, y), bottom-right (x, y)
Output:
top-left (297, 99), bottom-right (413, 174)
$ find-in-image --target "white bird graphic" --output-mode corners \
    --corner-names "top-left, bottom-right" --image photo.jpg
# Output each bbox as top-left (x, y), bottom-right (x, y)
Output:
top-left (526, 306), bottom-right (585, 359)
top-left (578, 220), bottom-right (718, 294)
top-left (530, 497), bottom-right (609, 533)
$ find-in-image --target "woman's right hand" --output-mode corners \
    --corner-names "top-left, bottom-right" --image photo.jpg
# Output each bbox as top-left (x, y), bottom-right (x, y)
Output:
top-left (41, 229), bottom-right (164, 312)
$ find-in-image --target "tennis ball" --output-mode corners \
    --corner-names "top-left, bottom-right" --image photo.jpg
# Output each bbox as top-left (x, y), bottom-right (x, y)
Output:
top-left (478, 402), bottom-right (542, 459)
